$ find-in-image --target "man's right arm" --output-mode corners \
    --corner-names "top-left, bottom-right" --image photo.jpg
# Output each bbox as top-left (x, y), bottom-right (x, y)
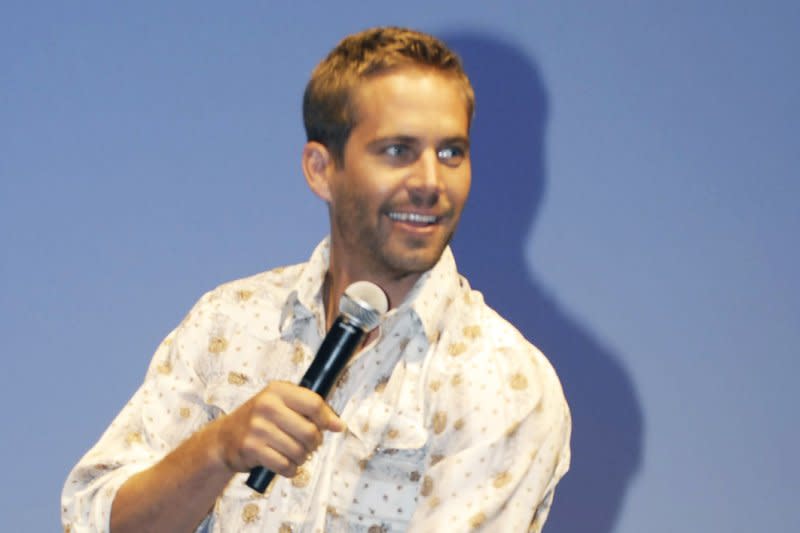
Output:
top-left (62, 284), bottom-right (345, 532)
top-left (109, 381), bottom-right (345, 533)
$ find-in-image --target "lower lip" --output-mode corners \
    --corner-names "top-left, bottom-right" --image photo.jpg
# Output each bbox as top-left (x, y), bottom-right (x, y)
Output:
top-left (387, 216), bottom-right (441, 234)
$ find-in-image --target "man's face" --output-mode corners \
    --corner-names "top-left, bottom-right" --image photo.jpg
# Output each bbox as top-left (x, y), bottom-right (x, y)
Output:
top-left (325, 67), bottom-right (471, 281)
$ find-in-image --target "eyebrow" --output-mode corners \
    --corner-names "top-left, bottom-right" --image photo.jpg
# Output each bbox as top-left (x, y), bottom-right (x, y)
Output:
top-left (366, 135), bottom-right (470, 149)
top-left (440, 136), bottom-right (470, 149)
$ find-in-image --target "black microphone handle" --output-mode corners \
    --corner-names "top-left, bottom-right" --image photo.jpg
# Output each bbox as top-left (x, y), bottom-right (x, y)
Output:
top-left (245, 316), bottom-right (365, 493)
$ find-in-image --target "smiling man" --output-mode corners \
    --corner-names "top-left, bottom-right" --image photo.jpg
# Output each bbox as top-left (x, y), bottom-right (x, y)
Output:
top-left (62, 27), bottom-right (570, 532)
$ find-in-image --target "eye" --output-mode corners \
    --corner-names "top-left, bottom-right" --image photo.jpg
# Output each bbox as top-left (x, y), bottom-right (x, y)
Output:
top-left (381, 144), bottom-right (417, 165)
top-left (437, 145), bottom-right (466, 166)
top-left (385, 144), bottom-right (409, 157)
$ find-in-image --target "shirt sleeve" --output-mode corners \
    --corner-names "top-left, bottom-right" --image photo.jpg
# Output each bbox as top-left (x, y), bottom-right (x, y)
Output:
top-left (61, 294), bottom-right (219, 533)
top-left (407, 344), bottom-right (572, 533)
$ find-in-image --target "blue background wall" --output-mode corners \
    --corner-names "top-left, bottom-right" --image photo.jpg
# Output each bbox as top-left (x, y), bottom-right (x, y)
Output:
top-left (2, 2), bottom-right (798, 531)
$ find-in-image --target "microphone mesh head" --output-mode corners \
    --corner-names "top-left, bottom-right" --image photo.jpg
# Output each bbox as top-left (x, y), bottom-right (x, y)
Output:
top-left (339, 281), bottom-right (388, 331)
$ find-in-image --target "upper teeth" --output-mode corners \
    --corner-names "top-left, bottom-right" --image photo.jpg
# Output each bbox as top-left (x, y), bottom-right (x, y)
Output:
top-left (388, 212), bottom-right (438, 223)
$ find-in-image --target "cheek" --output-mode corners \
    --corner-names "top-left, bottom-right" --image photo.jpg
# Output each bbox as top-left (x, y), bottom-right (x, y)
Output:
top-left (448, 173), bottom-right (471, 210)
top-left (330, 179), bottom-right (380, 220)
top-left (337, 160), bottom-right (395, 200)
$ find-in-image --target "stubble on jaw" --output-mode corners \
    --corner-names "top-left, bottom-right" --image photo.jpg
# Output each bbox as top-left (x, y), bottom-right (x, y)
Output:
top-left (331, 188), bottom-right (459, 282)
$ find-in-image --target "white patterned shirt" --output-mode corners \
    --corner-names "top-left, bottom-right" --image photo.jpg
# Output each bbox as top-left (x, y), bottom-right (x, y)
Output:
top-left (62, 238), bottom-right (570, 533)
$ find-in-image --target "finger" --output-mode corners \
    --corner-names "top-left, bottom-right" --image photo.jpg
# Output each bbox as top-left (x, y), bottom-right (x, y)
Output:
top-left (253, 418), bottom-right (311, 466)
top-left (253, 386), bottom-right (326, 453)
top-left (258, 401), bottom-right (326, 454)
top-left (254, 445), bottom-right (298, 478)
top-left (281, 388), bottom-right (346, 433)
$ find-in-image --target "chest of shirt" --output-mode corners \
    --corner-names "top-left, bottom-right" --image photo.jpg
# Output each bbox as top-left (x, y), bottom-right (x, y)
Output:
top-left (200, 324), bottom-right (433, 532)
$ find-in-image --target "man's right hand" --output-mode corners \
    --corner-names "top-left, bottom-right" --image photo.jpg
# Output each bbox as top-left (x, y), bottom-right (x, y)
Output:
top-left (212, 381), bottom-right (346, 479)
top-left (111, 381), bottom-right (345, 532)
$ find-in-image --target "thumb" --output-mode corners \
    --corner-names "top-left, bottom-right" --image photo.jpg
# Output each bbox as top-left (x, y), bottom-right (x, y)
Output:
top-left (322, 406), bottom-right (346, 433)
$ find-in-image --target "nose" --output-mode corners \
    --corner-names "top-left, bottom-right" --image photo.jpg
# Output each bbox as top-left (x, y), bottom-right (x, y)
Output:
top-left (408, 149), bottom-right (442, 208)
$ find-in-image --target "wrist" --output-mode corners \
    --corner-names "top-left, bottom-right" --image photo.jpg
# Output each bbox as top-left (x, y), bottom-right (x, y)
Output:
top-left (203, 416), bottom-right (238, 476)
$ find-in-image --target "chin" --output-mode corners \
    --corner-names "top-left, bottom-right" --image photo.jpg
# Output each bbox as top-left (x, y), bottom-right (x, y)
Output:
top-left (384, 244), bottom-right (447, 277)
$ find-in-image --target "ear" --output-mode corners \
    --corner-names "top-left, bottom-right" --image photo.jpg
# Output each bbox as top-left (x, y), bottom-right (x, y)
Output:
top-left (302, 141), bottom-right (335, 203)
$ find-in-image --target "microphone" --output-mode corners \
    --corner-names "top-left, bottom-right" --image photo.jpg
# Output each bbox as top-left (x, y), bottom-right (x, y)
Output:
top-left (245, 280), bottom-right (388, 493)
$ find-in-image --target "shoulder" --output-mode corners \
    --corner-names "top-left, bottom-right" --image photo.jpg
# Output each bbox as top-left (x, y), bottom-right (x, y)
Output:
top-left (427, 285), bottom-right (568, 427)
top-left (177, 261), bottom-right (307, 325)
top-left (205, 261), bottom-right (306, 306)
top-left (146, 260), bottom-right (311, 387)
top-left (162, 261), bottom-right (307, 358)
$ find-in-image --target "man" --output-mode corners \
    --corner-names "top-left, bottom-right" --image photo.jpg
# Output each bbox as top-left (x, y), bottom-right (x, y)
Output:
top-left (62, 27), bottom-right (570, 532)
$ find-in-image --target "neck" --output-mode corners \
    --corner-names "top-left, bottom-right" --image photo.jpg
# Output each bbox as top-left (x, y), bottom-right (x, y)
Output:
top-left (322, 256), bottom-right (422, 332)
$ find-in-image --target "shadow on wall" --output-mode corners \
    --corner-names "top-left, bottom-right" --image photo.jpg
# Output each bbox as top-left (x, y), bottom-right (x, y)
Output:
top-left (443, 31), bottom-right (644, 533)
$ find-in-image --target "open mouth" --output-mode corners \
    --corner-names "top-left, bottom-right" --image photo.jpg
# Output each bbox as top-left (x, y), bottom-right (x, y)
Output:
top-left (387, 212), bottom-right (441, 226)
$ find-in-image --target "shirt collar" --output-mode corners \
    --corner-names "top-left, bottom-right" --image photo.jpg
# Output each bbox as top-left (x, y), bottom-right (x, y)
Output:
top-left (279, 238), bottom-right (330, 337)
top-left (391, 245), bottom-right (461, 344)
top-left (279, 237), bottom-right (462, 343)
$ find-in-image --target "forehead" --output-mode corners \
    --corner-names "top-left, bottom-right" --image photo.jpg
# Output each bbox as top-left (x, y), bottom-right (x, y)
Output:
top-left (349, 67), bottom-right (470, 137)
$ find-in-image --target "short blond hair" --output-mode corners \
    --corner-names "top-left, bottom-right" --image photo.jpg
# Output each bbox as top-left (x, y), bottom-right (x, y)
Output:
top-left (303, 27), bottom-right (475, 166)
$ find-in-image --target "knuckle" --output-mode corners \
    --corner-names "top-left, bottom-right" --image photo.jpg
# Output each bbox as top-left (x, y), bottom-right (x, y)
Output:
top-left (299, 425), bottom-right (320, 445)
top-left (270, 380), bottom-right (290, 393)
top-left (290, 448), bottom-right (307, 465)
top-left (240, 435), bottom-right (262, 458)
top-left (256, 395), bottom-right (281, 418)
top-left (278, 462), bottom-right (297, 478)
top-left (308, 394), bottom-right (324, 411)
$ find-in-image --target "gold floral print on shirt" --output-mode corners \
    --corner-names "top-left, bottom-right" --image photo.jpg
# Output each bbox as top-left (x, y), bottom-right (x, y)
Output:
top-left (61, 239), bottom-right (570, 533)
top-left (292, 467), bottom-right (311, 488)
top-left (420, 475), bottom-right (434, 497)
top-left (208, 336), bottom-right (229, 354)
top-left (510, 372), bottom-right (529, 390)
top-left (236, 290), bottom-right (254, 302)
top-left (448, 342), bottom-right (467, 356)
top-left (469, 511), bottom-right (486, 529)
top-left (124, 431), bottom-right (142, 446)
top-left (292, 343), bottom-right (305, 365)
top-left (493, 470), bottom-right (512, 488)
top-left (432, 411), bottom-right (448, 434)
top-left (241, 503), bottom-right (260, 523)
top-left (463, 325), bottom-right (482, 339)
top-left (374, 375), bottom-right (389, 392)
top-left (227, 372), bottom-right (248, 385)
